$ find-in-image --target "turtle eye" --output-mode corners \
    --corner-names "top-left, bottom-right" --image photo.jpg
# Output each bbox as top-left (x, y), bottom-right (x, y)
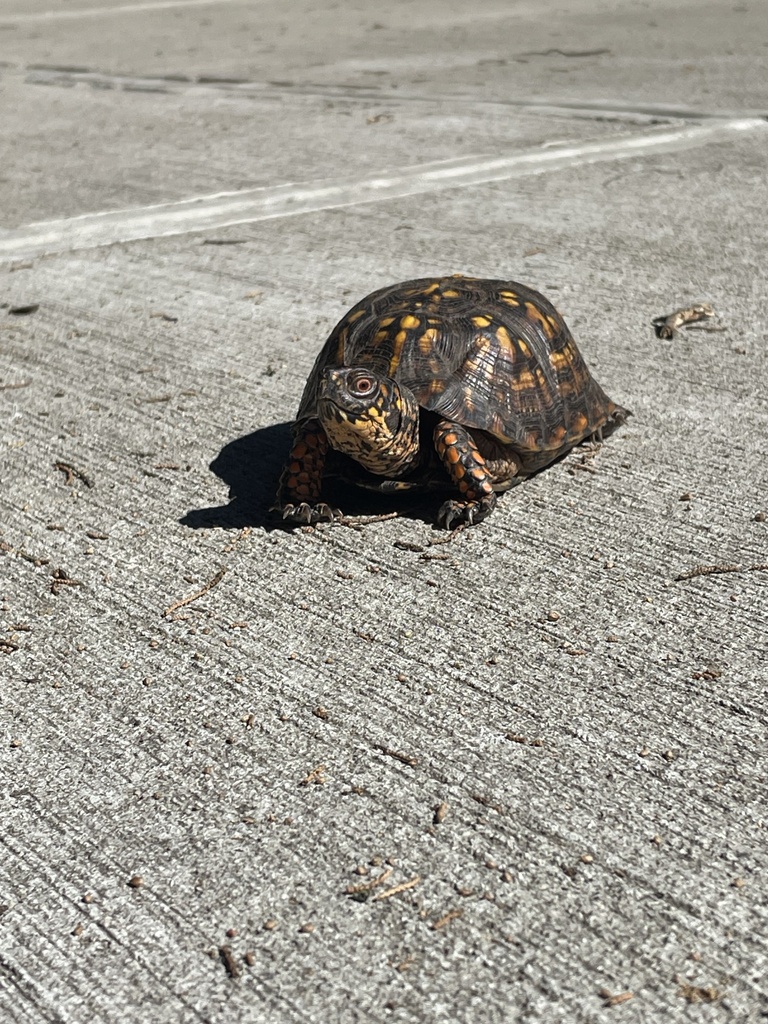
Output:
top-left (348, 371), bottom-right (377, 397)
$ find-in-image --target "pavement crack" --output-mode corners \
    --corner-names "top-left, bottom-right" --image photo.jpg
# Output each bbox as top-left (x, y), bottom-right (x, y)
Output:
top-left (22, 67), bottom-right (767, 125)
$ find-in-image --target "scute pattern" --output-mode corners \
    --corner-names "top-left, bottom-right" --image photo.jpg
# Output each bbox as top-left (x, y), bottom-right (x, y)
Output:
top-left (297, 275), bottom-right (625, 470)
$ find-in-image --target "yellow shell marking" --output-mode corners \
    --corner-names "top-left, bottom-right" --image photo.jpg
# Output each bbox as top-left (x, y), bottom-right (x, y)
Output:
top-left (499, 291), bottom-right (520, 306)
top-left (442, 290), bottom-right (460, 298)
top-left (525, 302), bottom-right (556, 338)
top-left (548, 349), bottom-right (569, 370)
top-left (511, 369), bottom-right (535, 391)
top-left (400, 315), bottom-right (420, 330)
top-left (472, 315), bottom-right (492, 328)
top-left (389, 328), bottom-right (410, 373)
top-left (418, 328), bottom-right (439, 354)
top-left (422, 282), bottom-right (441, 295)
top-left (347, 309), bottom-right (366, 323)
top-left (495, 325), bottom-right (513, 347)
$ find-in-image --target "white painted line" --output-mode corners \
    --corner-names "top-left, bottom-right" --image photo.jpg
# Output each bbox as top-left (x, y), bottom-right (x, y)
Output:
top-left (2, 0), bottom-right (246, 23)
top-left (0, 118), bottom-right (764, 262)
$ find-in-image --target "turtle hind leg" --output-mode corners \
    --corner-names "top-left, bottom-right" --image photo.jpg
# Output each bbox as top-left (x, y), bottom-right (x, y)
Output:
top-left (433, 419), bottom-right (502, 528)
top-left (473, 432), bottom-right (525, 492)
top-left (272, 420), bottom-right (340, 525)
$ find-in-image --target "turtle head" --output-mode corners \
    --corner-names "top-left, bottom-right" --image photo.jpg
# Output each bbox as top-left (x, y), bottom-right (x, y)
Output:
top-left (316, 367), bottom-right (420, 476)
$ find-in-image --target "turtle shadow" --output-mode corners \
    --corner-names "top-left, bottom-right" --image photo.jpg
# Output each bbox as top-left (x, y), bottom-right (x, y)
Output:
top-left (180, 422), bottom-right (291, 530)
top-left (180, 421), bottom-right (437, 530)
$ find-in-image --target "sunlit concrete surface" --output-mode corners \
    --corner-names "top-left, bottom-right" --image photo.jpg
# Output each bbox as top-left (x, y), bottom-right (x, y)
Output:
top-left (1, 2), bottom-right (767, 1021)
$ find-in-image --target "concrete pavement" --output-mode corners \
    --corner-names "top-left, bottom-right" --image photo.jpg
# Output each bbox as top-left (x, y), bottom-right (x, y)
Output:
top-left (1, 2), bottom-right (767, 1021)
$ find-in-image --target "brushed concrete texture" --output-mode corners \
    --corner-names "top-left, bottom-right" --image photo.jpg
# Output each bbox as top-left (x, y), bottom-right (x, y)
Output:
top-left (1, 2), bottom-right (767, 1023)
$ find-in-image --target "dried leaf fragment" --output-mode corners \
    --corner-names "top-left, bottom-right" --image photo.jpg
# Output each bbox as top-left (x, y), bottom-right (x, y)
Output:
top-left (219, 945), bottom-right (240, 978)
top-left (652, 302), bottom-right (715, 339)
top-left (299, 764), bottom-right (326, 786)
top-left (598, 988), bottom-right (634, 1007)
top-left (433, 801), bottom-right (449, 824)
top-left (677, 982), bottom-right (721, 1004)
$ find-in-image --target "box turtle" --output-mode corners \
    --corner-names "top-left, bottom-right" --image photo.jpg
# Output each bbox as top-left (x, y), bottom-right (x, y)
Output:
top-left (274, 275), bottom-right (628, 528)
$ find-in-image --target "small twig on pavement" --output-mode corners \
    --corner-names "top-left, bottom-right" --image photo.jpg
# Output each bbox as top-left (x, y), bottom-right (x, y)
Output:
top-left (430, 908), bottom-right (463, 930)
top-left (163, 568), bottom-right (226, 618)
top-left (338, 512), bottom-right (400, 529)
top-left (50, 568), bottom-right (82, 595)
top-left (54, 460), bottom-right (94, 488)
top-left (675, 562), bottom-right (768, 582)
top-left (346, 867), bottom-right (394, 896)
top-left (428, 524), bottom-right (467, 546)
top-left (376, 745), bottom-right (419, 767)
top-left (372, 876), bottom-right (421, 901)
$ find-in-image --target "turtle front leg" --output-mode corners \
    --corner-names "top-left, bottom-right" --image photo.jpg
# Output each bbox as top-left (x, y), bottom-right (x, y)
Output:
top-left (433, 419), bottom-right (497, 528)
top-left (272, 420), bottom-right (340, 524)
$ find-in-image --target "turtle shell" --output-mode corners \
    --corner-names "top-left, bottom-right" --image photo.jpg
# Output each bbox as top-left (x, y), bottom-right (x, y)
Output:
top-left (297, 276), bottom-right (626, 471)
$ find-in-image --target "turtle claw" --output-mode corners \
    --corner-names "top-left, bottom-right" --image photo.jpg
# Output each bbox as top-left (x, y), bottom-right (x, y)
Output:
top-left (437, 501), bottom-right (465, 530)
top-left (436, 493), bottom-right (496, 529)
top-left (273, 501), bottom-right (341, 526)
